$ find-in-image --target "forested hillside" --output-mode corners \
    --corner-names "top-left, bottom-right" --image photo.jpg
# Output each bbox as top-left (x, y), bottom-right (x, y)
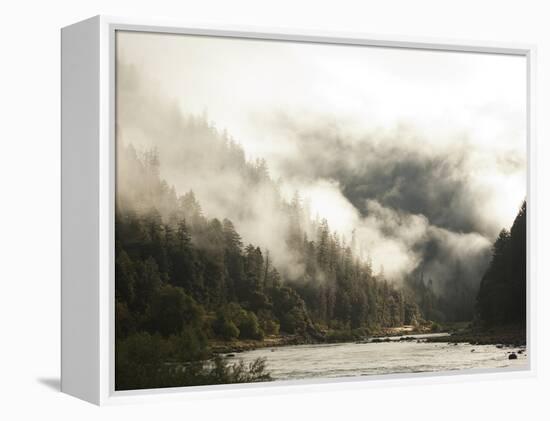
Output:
top-left (115, 113), bottom-right (526, 390)
top-left (476, 201), bottom-right (526, 326)
top-left (115, 136), bottom-right (441, 389)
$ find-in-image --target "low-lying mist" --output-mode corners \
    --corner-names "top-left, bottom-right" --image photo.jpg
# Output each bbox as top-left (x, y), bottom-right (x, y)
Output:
top-left (116, 59), bottom-right (525, 298)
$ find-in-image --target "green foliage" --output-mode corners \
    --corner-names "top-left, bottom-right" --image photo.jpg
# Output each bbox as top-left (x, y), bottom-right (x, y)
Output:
top-left (257, 310), bottom-right (280, 335)
top-left (271, 287), bottom-right (310, 334)
top-left (212, 313), bottom-right (240, 341)
top-left (148, 284), bottom-right (203, 337)
top-left (216, 303), bottom-right (265, 340)
top-left (115, 250), bottom-right (136, 304)
top-left (170, 327), bottom-right (209, 362)
top-left (237, 311), bottom-right (264, 340)
top-left (115, 333), bottom-right (270, 390)
top-left (133, 256), bottom-right (163, 314)
top-left (325, 329), bottom-right (362, 343)
top-left (203, 356), bottom-right (271, 386)
top-left (115, 301), bottom-right (136, 338)
top-left (115, 332), bottom-right (170, 390)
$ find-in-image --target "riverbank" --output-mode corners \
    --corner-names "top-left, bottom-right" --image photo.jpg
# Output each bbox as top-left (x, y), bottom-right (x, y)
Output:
top-left (211, 324), bottom-right (437, 354)
top-left (426, 324), bottom-right (526, 346)
top-left (371, 324), bottom-right (436, 337)
top-left (210, 334), bottom-right (311, 354)
top-left (211, 322), bottom-right (526, 355)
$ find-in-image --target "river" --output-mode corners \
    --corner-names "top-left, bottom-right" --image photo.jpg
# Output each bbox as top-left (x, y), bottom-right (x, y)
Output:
top-left (229, 333), bottom-right (527, 381)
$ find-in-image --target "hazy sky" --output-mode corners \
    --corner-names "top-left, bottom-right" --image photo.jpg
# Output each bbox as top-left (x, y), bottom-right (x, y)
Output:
top-left (116, 30), bottom-right (526, 281)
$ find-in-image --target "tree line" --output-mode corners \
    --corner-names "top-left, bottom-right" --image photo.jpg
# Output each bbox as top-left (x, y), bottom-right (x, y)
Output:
top-left (115, 142), bottom-right (438, 389)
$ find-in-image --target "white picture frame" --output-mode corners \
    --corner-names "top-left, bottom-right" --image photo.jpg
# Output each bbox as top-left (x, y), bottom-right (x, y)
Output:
top-left (61, 15), bottom-right (537, 405)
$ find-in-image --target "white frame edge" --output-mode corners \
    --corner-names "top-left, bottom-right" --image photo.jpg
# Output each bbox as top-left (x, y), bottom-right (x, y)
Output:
top-left (61, 15), bottom-right (537, 406)
top-left (61, 16), bottom-right (101, 405)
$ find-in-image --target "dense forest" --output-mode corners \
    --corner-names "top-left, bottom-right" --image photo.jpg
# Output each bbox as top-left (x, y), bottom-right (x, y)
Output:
top-left (476, 201), bottom-right (526, 326)
top-left (115, 142), bottom-right (425, 390)
top-left (115, 115), bottom-right (526, 390)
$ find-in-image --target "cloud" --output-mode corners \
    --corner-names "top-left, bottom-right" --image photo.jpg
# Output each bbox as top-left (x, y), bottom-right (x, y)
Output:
top-left (261, 111), bottom-right (525, 235)
top-left (116, 31), bottom-right (526, 294)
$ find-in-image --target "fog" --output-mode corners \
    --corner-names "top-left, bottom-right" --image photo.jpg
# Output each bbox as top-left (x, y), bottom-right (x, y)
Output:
top-left (116, 30), bottom-right (526, 289)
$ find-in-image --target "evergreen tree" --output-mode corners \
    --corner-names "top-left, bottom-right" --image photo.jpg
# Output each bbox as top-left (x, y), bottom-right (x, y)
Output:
top-left (477, 201), bottom-right (526, 326)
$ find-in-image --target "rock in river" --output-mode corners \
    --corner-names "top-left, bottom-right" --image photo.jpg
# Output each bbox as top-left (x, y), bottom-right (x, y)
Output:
top-left (508, 353), bottom-right (518, 360)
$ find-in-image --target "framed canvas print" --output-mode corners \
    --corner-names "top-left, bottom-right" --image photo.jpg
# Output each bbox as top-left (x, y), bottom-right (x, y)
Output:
top-left (61, 16), bottom-right (536, 405)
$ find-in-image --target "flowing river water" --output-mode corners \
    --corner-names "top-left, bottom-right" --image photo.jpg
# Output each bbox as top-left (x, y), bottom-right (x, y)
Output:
top-left (229, 333), bottom-right (527, 381)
